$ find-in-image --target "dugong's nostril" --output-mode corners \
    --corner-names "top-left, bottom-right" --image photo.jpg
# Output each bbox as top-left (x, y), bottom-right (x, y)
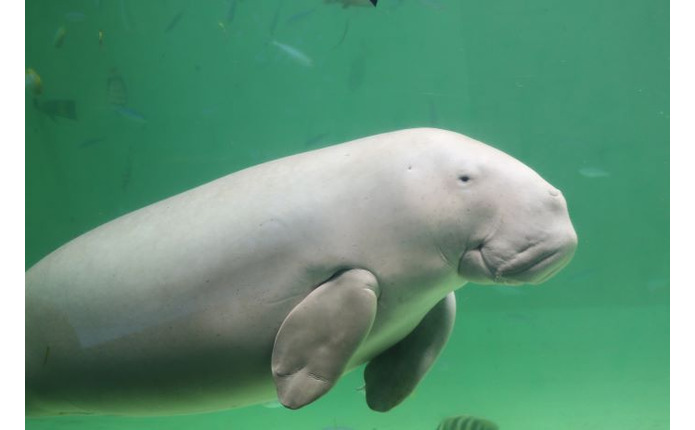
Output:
top-left (548, 188), bottom-right (560, 197)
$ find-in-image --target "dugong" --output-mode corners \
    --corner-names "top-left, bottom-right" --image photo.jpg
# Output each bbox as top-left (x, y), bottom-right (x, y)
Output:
top-left (25, 128), bottom-right (577, 417)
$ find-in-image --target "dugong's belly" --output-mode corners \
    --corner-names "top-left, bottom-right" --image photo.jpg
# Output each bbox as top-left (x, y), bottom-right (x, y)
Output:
top-left (26, 251), bottom-right (442, 417)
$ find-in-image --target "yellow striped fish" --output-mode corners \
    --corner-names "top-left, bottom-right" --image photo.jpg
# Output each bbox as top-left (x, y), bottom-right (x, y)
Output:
top-left (107, 67), bottom-right (127, 106)
top-left (436, 415), bottom-right (500, 430)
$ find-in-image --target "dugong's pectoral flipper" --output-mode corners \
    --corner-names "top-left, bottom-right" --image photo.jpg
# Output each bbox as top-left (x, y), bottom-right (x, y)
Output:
top-left (364, 292), bottom-right (456, 412)
top-left (271, 269), bottom-right (380, 409)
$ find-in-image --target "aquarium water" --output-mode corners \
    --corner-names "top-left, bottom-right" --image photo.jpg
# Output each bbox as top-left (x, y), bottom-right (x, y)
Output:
top-left (25, 0), bottom-right (668, 429)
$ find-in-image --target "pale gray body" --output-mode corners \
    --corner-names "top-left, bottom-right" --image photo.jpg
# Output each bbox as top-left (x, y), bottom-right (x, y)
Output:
top-left (25, 128), bottom-right (577, 417)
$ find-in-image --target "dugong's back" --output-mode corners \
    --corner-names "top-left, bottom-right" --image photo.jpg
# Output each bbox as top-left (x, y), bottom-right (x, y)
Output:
top-left (25, 129), bottom-right (460, 416)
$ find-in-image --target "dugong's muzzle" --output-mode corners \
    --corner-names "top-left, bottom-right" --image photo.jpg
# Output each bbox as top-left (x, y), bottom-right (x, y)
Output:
top-left (459, 226), bottom-right (577, 286)
top-left (458, 188), bottom-right (578, 286)
top-left (491, 230), bottom-right (577, 285)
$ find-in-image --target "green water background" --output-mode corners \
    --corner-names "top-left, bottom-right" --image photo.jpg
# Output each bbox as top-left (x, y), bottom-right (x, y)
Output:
top-left (25, 0), bottom-right (669, 429)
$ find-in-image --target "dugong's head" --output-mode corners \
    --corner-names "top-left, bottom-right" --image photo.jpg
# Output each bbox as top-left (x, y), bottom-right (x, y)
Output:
top-left (413, 129), bottom-right (578, 286)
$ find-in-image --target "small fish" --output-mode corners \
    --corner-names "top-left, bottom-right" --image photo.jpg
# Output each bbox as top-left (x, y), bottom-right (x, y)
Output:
top-left (107, 68), bottom-right (128, 106)
top-left (26, 68), bottom-right (42, 96)
top-left (285, 7), bottom-right (316, 25)
top-left (98, 29), bottom-right (104, 48)
top-left (436, 415), bottom-right (499, 430)
top-left (34, 99), bottom-right (78, 121)
top-left (578, 166), bottom-right (610, 178)
top-left (226, 0), bottom-right (237, 23)
top-left (165, 10), bottom-right (185, 33)
top-left (324, 0), bottom-right (377, 8)
top-left (271, 40), bottom-right (313, 67)
top-left (114, 106), bottom-right (147, 123)
top-left (53, 26), bottom-right (67, 48)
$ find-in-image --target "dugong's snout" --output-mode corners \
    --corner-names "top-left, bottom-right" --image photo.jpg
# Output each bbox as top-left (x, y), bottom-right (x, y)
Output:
top-left (457, 185), bottom-right (578, 286)
top-left (496, 228), bottom-right (577, 285)
top-left (493, 188), bottom-right (578, 285)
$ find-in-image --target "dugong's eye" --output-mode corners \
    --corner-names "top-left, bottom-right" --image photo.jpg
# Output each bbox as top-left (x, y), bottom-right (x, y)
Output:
top-left (458, 175), bottom-right (471, 183)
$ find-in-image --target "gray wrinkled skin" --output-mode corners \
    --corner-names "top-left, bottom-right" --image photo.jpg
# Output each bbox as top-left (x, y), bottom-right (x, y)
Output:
top-left (25, 128), bottom-right (577, 417)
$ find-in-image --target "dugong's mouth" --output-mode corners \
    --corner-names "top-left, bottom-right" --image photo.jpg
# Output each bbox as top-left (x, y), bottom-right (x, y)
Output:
top-left (458, 243), bottom-right (573, 286)
top-left (495, 249), bottom-right (565, 284)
